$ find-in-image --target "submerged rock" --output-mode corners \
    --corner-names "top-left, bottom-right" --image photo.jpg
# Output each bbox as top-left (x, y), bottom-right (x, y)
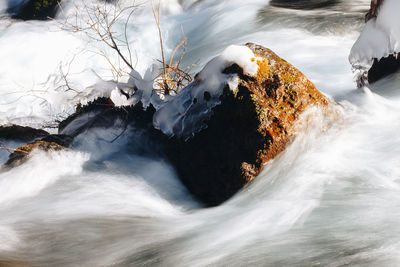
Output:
top-left (163, 43), bottom-right (330, 206)
top-left (0, 125), bottom-right (69, 168)
top-left (0, 124), bottom-right (49, 142)
top-left (4, 139), bottom-right (66, 168)
top-left (7, 0), bottom-right (61, 20)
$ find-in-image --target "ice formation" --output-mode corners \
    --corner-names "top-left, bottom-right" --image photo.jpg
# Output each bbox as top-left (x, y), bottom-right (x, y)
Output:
top-left (111, 66), bottom-right (165, 109)
top-left (349, 0), bottom-right (400, 79)
top-left (153, 45), bottom-right (261, 139)
top-left (63, 44), bottom-right (261, 139)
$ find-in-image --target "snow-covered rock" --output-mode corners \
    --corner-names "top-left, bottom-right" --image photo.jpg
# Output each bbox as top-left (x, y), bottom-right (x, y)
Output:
top-left (349, 0), bottom-right (400, 85)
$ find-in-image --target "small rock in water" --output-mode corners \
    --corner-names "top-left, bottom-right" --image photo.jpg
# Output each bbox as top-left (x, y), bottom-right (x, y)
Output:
top-left (4, 139), bottom-right (66, 168)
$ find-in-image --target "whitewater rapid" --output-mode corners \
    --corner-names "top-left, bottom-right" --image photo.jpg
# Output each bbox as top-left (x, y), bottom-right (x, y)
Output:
top-left (3, 0), bottom-right (400, 266)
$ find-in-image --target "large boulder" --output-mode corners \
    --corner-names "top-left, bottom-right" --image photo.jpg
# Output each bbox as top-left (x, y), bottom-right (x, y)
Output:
top-left (163, 43), bottom-right (330, 206)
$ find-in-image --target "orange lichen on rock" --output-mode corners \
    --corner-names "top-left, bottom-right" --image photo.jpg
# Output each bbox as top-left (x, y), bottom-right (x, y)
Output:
top-left (255, 56), bottom-right (270, 82)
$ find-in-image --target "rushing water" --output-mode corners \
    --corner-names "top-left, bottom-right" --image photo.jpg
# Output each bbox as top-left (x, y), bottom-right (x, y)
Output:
top-left (2, 0), bottom-right (400, 266)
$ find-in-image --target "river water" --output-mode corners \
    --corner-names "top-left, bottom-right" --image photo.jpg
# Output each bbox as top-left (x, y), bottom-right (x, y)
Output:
top-left (2, 0), bottom-right (400, 266)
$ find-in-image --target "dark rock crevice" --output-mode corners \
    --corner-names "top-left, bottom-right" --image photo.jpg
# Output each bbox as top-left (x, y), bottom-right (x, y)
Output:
top-left (7, 0), bottom-right (62, 20)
